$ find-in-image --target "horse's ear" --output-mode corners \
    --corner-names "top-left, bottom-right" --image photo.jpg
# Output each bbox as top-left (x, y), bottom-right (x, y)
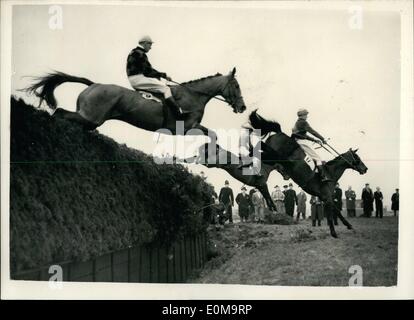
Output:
top-left (231, 67), bottom-right (237, 77)
top-left (354, 148), bottom-right (359, 153)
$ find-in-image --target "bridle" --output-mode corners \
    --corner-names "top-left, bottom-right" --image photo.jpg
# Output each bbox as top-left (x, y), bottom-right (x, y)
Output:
top-left (315, 140), bottom-right (360, 170)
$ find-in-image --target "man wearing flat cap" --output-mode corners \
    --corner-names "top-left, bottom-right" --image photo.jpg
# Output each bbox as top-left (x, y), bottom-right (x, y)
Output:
top-left (292, 108), bottom-right (329, 182)
top-left (126, 35), bottom-right (183, 118)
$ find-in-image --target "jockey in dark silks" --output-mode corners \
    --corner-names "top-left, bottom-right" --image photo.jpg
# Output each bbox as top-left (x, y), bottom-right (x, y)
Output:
top-left (291, 108), bottom-right (330, 182)
top-left (126, 35), bottom-right (183, 118)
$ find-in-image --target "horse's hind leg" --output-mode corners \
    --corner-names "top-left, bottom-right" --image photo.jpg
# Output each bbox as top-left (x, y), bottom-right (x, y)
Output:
top-left (258, 185), bottom-right (276, 212)
top-left (53, 108), bottom-right (97, 130)
top-left (336, 209), bottom-right (353, 230)
top-left (324, 200), bottom-right (338, 238)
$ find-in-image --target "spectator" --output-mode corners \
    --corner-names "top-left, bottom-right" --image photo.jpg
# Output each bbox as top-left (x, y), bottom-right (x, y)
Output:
top-left (310, 196), bottom-right (324, 226)
top-left (361, 183), bottom-right (374, 218)
top-left (345, 186), bottom-right (356, 217)
top-left (284, 183), bottom-right (298, 217)
top-left (333, 183), bottom-right (342, 225)
top-left (282, 185), bottom-right (288, 197)
top-left (374, 187), bottom-right (384, 218)
top-left (248, 188), bottom-right (256, 222)
top-left (296, 189), bottom-right (307, 221)
top-left (251, 188), bottom-right (266, 223)
top-left (271, 185), bottom-right (285, 214)
top-left (236, 186), bottom-right (250, 223)
top-left (219, 180), bottom-right (234, 224)
top-left (210, 194), bottom-right (226, 226)
top-left (391, 188), bottom-right (399, 216)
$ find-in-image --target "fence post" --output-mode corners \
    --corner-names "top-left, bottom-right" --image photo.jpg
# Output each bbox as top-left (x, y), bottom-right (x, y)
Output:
top-left (92, 259), bottom-right (96, 282)
top-left (172, 244), bottom-right (176, 283)
top-left (127, 248), bottom-right (131, 282)
top-left (67, 263), bottom-right (71, 282)
top-left (182, 237), bottom-right (187, 281)
top-left (149, 246), bottom-right (152, 282)
top-left (110, 252), bottom-right (114, 282)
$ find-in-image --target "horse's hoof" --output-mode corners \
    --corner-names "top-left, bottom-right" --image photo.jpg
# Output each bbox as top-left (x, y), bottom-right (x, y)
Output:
top-left (331, 232), bottom-right (338, 238)
top-left (347, 225), bottom-right (353, 230)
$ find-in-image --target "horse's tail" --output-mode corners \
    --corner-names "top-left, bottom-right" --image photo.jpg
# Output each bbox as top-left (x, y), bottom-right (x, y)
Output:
top-left (24, 71), bottom-right (94, 109)
top-left (248, 109), bottom-right (281, 135)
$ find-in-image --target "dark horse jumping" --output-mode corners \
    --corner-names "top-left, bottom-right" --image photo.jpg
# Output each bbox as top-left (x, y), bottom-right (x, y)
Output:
top-left (248, 111), bottom-right (368, 238)
top-left (186, 142), bottom-right (279, 211)
top-left (25, 68), bottom-right (246, 136)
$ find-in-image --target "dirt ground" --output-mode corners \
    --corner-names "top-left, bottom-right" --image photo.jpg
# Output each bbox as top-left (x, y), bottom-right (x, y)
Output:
top-left (192, 216), bottom-right (398, 286)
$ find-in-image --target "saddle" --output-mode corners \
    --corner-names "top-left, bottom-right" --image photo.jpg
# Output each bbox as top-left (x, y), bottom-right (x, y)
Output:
top-left (137, 90), bottom-right (163, 104)
top-left (137, 88), bottom-right (191, 114)
top-left (136, 89), bottom-right (190, 126)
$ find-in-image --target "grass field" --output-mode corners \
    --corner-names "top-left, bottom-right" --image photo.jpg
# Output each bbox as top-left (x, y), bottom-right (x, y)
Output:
top-left (193, 216), bottom-right (398, 286)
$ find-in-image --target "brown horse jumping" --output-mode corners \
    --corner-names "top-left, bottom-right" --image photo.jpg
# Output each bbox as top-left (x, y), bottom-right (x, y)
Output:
top-left (25, 68), bottom-right (246, 137)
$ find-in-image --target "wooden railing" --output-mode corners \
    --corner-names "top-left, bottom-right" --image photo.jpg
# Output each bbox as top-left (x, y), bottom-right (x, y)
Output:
top-left (12, 233), bottom-right (208, 283)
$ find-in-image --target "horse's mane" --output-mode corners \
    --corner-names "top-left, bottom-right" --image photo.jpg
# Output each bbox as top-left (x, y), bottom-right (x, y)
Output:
top-left (181, 73), bottom-right (223, 85)
top-left (249, 110), bottom-right (282, 136)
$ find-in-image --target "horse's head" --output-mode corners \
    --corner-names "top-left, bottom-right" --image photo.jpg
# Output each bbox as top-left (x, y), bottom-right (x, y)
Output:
top-left (221, 67), bottom-right (247, 114)
top-left (344, 148), bottom-right (368, 175)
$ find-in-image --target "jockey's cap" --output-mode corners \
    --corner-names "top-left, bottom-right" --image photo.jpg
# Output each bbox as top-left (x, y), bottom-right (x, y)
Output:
top-left (139, 35), bottom-right (153, 44)
top-left (297, 108), bottom-right (309, 116)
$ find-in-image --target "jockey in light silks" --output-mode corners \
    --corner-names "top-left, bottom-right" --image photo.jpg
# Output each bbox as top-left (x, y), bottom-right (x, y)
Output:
top-left (292, 108), bottom-right (330, 182)
top-left (126, 35), bottom-right (183, 118)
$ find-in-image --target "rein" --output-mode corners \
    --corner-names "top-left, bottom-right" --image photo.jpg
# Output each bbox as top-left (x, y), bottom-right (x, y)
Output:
top-left (324, 143), bottom-right (358, 170)
top-left (297, 134), bottom-right (358, 169)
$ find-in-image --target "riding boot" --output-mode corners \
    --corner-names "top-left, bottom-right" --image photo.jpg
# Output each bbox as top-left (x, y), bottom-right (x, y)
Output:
top-left (317, 165), bottom-right (331, 182)
top-left (165, 97), bottom-right (184, 119)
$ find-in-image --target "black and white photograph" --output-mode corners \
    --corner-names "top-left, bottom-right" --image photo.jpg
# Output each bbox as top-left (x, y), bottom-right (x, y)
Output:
top-left (1, 0), bottom-right (413, 300)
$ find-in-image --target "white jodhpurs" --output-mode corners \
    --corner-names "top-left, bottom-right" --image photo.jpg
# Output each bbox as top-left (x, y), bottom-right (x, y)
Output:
top-left (128, 74), bottom-right (172, 98)
top-left (296, 139), bottom-right (323, 165)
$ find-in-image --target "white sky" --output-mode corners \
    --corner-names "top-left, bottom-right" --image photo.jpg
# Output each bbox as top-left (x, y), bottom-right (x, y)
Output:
top-left (11, 3), bottom-right (400, 207)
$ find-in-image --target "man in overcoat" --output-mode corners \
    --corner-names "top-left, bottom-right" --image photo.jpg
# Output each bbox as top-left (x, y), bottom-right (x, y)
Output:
top-left (236, 187), bottom-right (250, 222)
top-left (333, 183), bottom-right (343, 225)
top-left (345, 186), bottom-right (356, 217)
top-left (284, 183), bottom-right (298, 217)
top-left (296, 189), bottom-right (307, 221)
top-left (391, 188), bottom-right (399, 216)
top-left (374, 187), bottom-right (384, 218)
top-left (361, 183), bottom-right (374, 217)
top-left (219, 180), bottom-right (234, 223)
